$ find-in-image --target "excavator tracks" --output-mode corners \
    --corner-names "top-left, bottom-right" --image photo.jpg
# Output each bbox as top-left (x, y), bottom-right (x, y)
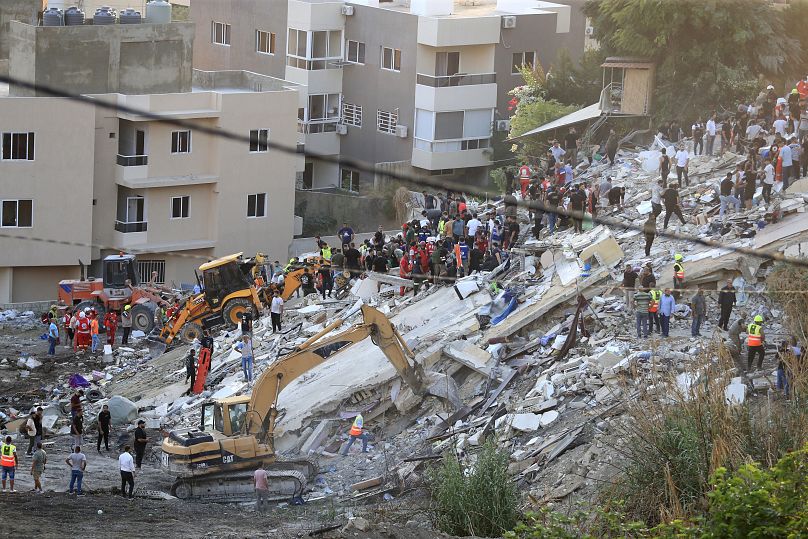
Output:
top-left (171, 469), bottom-right (307, 503)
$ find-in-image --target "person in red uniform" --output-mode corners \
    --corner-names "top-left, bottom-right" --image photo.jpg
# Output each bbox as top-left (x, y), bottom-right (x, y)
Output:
top-left (518, 163), bottom-right (531, 198)
top-left (103, 311), bottom-right (118, 346)
top-left (75, 311), bottom-right (91, 352)
top-left (399, 253), bottom-right (412, 296)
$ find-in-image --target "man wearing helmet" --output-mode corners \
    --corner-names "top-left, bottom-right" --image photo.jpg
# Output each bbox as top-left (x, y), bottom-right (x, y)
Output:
top-left (672, 254), bottom-right (685, 297)
top-left (120, 304), bottom-right (133, 345)
top-left (747, 315), bottom-right (766, 371)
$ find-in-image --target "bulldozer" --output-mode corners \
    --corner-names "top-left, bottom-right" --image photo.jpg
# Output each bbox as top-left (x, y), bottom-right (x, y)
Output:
top-left (148, 253), bottom-right (266, 353)
top-left (160, 304), bottom-right (461, 502)
top-left (57, 253), bottom-right (171, 334)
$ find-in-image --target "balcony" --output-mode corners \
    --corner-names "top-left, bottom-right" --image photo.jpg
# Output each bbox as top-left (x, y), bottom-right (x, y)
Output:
top-left (117, 154), bottom-right (148, 166)
top-left (114, 220), bottom-right (147, 233)
top-left (416, 73), bottom-right (496, 88)
top-left (412, 137), bottom-right (492, 170)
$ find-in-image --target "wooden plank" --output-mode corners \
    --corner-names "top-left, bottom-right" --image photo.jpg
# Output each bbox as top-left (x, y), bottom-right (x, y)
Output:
top-left (350, 476), bottom-right (384, 492)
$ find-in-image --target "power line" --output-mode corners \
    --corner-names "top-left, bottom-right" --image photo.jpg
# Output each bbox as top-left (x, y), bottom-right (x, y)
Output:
top-left (0, 73), bottom-right (807, 269)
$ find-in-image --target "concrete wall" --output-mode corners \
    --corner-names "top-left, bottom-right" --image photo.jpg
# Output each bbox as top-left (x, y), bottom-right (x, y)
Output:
top-left (10, 265), bottom-right (79, 303)
top-left (8, 21), bottom-right (195, 96)
top-left (340, 5), bottom-right (418, 190)
top-left (294, 189), bottom-right (398, 237)
top-left (0, 0), bottom-right (41, 71)
top-left (189, 0), bottom-right (288, 78)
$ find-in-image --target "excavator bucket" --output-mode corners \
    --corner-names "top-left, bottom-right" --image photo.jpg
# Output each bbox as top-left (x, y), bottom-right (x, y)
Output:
top-left (425, 371), bottom-right (463, 411)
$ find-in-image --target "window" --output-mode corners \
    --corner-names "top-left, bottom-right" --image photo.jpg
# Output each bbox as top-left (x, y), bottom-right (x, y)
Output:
top-left (256, 30), bottom-right (276, 55)
top-left (413, 108), bottom-right (493, 152)
top-left (286, 28), bottom-right (342, 70)
top-left (1, 199), bottom-right (32, 228)
top-left (247, 193), bottom-right (266, 218)
top-left (171, 131), bottom-right (191, 154)
top-left (171, 196), bottom-right (190, 219)
top-left (308, 94), bottom-right (341, 122)
top-left (136, 260), bottom-right (165, 284)
top-left (377, 109), bottom-right (398, 135)
top-left (2, 132), bottom-right (35, 161)
top-left (342, 102), bottom-right (362, 127)
top-left (435, 51), bottom-right (460, 76)
top-left (511, 51), bottom-right (535, 74)
top-left (211, 21), bottom-right (231, 46)
top-left (249, 129), bottom-right (269, 152)
top-left (346, 39), bottom-right (365, 64)
top-left (381, 46), bottom-right (401, 72)
top-left (340, 169), bottom-right (359, 192)
top-left (429, 169), bottom-right (455, 176)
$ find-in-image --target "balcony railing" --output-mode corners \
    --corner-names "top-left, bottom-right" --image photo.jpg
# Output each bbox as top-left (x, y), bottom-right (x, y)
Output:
top-left (297, 119), bottom-right (340, 134)
top-left (416, 73), bottom-right (496, 88)
top-left (117, 154), bottom-right (149, 166)
top-left (115, 220), bottom-right (148, 233)
top-left (414, 137), bottom-right (491, 153)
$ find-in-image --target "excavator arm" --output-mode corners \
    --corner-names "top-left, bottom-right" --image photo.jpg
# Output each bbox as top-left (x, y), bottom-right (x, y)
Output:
top-left (246, 304), bottom-right (458, 445)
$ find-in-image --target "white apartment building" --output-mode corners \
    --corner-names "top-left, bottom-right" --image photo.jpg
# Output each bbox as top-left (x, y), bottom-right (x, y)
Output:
top-left (190, 0), bottom-right (587, 192)
top-left (0, 19), bottom-right (301, 302)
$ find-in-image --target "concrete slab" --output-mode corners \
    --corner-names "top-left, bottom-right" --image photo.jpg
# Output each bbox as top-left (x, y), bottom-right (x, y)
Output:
top-left (511, 413), bottom-right (542, 432)
top-left (443, 341), bottom-right (494, 375)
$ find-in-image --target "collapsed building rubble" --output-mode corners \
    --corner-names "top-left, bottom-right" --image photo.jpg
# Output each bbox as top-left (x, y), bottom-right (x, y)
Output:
top-left (1, 142), bottom-right (807, 517)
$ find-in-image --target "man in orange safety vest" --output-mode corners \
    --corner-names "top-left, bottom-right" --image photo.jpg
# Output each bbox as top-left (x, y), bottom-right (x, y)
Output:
top-left (341, 414), bottom-right (369, 455)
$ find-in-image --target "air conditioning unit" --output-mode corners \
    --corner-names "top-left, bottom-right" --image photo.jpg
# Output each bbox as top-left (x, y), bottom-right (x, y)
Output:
top-left (502, 16), bottom-right (516, 29)
top-left (335, 123), bottom-right (348, 135)
top-left (496, 119), bottom-right (511, 132)
top-left (341, 5), bottom-right (354, 15)
top-left (395, 125), bottom-right (408, 138)
top-left (585, 26), bottom-right (595, 36)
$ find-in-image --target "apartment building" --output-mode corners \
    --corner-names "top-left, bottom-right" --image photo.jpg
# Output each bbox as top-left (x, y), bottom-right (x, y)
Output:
top-left (0, 19), bottom-right (301, 302)
top-left (190, 0), bottom-right (586, 191)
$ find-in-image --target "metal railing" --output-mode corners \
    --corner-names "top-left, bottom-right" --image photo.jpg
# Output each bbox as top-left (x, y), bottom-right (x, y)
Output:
top-left (115, 220), bottom-right (148, 233)
top-left (117, 154), bottom-right (148, 166)
top-left (416, 73), bottom-right (496, 88)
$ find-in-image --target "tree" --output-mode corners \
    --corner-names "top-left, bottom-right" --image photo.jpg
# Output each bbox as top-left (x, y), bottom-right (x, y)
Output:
top-left (545, 48), bottom-right (606, 107)
top-left (583, 0), bottom-right (799, 120)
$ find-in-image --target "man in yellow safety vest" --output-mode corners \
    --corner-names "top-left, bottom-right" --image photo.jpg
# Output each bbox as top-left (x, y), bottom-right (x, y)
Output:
top-left (1, 435), bottom-right (17, 492)
top-left (747, 315), bottom-right (766, 371)
top-left (672, 254), bottom-right (685, 296)
top-left (341, 413), bottom-right (369, 456)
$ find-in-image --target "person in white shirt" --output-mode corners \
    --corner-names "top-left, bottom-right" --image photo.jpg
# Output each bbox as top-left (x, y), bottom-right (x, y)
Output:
top-left (674, 146), bottom-right (690, 187)
top-left (550, 141), bottom-right (566, 163)
top-left (705, 115), bottom-right (717, 156)
top-left (762, 158), bottom-right (775, 204)
top-left (773, 116), bottom-right (788, 137)
top-left (119, 446), bottom-right (136, 499)
top-left (466, 214), bottom-right (482, 237)
top-left (270, 290), bottom-right (284, 333)
top-left (780, 141), bottom-right (793, 189)
top-left (746, 121), bottom-right (764, 142)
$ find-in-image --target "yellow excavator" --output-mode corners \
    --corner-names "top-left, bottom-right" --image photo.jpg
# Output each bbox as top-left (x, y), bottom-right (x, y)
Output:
top-left (160, 304), bottom-right (461, 502)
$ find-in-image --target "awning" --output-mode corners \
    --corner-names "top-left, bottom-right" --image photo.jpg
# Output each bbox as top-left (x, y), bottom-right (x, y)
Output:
top-left (507, 102), bottom-right (602, 141)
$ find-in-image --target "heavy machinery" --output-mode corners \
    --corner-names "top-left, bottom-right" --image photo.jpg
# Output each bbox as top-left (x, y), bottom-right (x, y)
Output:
top-left (57, 253), bottom-right (170, 333)
top-left (149, 253), bottom-right (265, 352)
top-left (160, 304), bottom-right (460, 502)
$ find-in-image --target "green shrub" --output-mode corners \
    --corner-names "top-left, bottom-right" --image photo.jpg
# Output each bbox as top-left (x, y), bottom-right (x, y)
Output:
top-left (429, 442), bottom-right (519, 537)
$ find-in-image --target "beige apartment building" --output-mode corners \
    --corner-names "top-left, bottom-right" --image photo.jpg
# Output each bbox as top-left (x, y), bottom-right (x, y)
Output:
top-left (190, 0), bottom-right (586, 191)
top-left (0, 18), bottom-right (301, 303)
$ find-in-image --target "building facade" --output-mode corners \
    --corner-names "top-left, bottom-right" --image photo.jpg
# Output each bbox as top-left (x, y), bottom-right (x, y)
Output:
top-left (0, 20), bottom-right (301, 303)
top-left (190, 0), bottom-right (586, 191)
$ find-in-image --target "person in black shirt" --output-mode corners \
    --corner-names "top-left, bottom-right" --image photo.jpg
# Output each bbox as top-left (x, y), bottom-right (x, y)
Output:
top-left (372, 253), bottom-right (389, 274)
top-left (662, 184), bottom-right (686, 229)
top-left (563, 127), bottom-right (579, 166)
top-left (134, 420), bottom-right (147, 469)
top-left (468, 246), bottom-right (484, 274)
top-left (97, 404), bottom-right (111, 452)
top-left (373, 226), bottom-right (385, 249)
top-left (569, 185), bottom-right (587, 233)
top-left (184, 349), bottom-right (196, 395)
top-left (546, 188), bottom-right (560, 234)
top-left (318, 266), bottom-right (333, 299)
top-left (200, 330), bottom-right (214, 352)
top-left (344, 243), bottom-right (362, 277)
top-left (622, 264), bottom-right (639, 309)
top-left (299, 268), bottom-right (316, 296)
top-left (717, 278), bottom-right (736, 330)
top-left (719, 172), bottom-right (740, 218)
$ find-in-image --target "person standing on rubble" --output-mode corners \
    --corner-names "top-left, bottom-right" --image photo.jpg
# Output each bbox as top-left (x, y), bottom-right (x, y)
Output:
top-left (633, 288), bottom-right (652, 338)
top-left (690, 288), bottom-right (706, 337)
top-left (1, 435), bottom-right (17, 492)
top-left (119, 446), bottom-right (135, 499)
top-left (717, 279), bottom-right (737, 331)
top-left (569, 185), bottom-right (586, 234)
top-left (70, 410), bottom-right (83, 450)
top-left (89, 310), bottom-right (100, 354)
top-left (673, 254), bottom-right (686, 295)
top-left (270, 290), bottom-right (284, 333)
top-left (659, 148), bottom-right (671, 185)
top-left (184, 349), bottom-right (197, 395)
top-left (97, 404), bottom-right (111, 453)
top-left (662, 184), bottom-right (687, 229)
top-left (104, 310), bottom-right (118, 347)
top-left (705, 114), bottom-right (717, 156)
top-left (605, 130), bottom-right (619, 166)
top-left (30, 441), bottom-right (46, 494)
top-left (746, 315), bottom-right (766, 372)
top-left (133, 420), bottom-right (148, 470)
top-left (254, 465), bottom-right (270, 511)
top-left (674, 145), bottom-right (690, 187)
top-left (648, 288), bottom-right (661, 334)
top-left (643, 214), bottom-right (656, 257)
top-left (237, 335), bottom-right (254, 383)
top-left (659, 288), bottom-right (676, 338)
top-left (65, 445), bottom-right (86, 495)
top-left (341, 414), bottom-right (369, 455)
top-left (622, 264), bottom-right (638, 311)
top-left (120, 305), bottom-right (132, 345)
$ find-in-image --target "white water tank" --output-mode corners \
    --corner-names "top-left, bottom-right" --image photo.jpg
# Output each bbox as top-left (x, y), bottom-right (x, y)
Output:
top-left (411, 0), bottom-right (453, 16)
top-left (145, 0), bottom-right (171, 24)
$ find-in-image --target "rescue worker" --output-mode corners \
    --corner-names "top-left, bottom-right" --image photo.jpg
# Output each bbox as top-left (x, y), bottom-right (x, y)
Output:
top-left (747, 315), bottom-right (766, 371)
top-left (320, 242), bottom-right (332, 263)
top-left (75, 311), bottom-right (91, 353)
top-left (120, 305), bottom-right (133, 345)
top-left (1, 435), bottom-right (17, 492)
top-left (518, 163), bottom-right (531, 198)
top-left (648, 289), bottom-right (661, 334)
top-left (672, 254), bottom-right (685, 297)
top-left (89, 310), bottom-right (100, 353)
top-left (341, 414), bottom-right (368, 455)
top-left (104, 310), bottom-right (118, 346)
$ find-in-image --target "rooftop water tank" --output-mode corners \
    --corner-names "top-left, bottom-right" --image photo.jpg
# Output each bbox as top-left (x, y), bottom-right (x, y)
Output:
top-left (64, 6), bottom-right (85, 26)
top-left (145, 0), bottom-right (171, 24)
top-left (43, 7), bottom-right (64, 26)
top-left (119, 8), bottom-right (142, 24)
top-left (93, 6), bottom-right (117, 25)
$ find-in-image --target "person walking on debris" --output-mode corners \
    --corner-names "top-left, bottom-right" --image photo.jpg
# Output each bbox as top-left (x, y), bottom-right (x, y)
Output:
top-left (75, 311), bottom-right (91, 353)
top-left (31, 441), bottom-right (46, 494)
top-left (342, 413), bottom-right (369, 455)
top-left (746, 315), bottom-right (766, 372)
top-left (270, 290), bottom-right (284, 333)
top-left (569, 185), bottom-right (586, 233)
top-left (690, 288), bottom-right (706, 337)
top-left (662, 183), bottom-right (686, 229)
top-left (97, 404), bottom-right (111, 452)
top-left (605, 129), bottom-right (619, 165)
top-left (254, 465), bottom-right (270, 512)
top-left (717, 279), bottom-right (737, 330)
top-left (24, 410), bottom-right (37, 456)
top-left (65, 445), bottom-right (86, 495)
top-left (120, 305), bottom-right (132, 345)
top-left (119, 445), bottom-right (136, 499)
top-left (659, 288), bottom-right (676, 338)
top-left (643, 214), bottom-right (656, 256)
top-left (90, 310), bottom-right (100, 354)
top-left (775, 342), bottom-right (792, 397)
top-left (70, 390), bottom-right (84, 419)
top-left (648, 288), bottom-right (661, 334)
top-left (659, 148), bottom-right (671, 184)
top-left (184, 349), bottom-right (197, 394)
top-left (640, 262), bottom-right (656, 289)
top-left (672, 254), bottom-right (685, 295)
top-left (1, 435), bottom-right (17, 492)
top-left (622, 264), bottom-right (638, 311)
top-left (674, 145), bottom-right (689, 187)
top-left (47, 313), bottom-right (59, 356)
top-left (237, 334), bottom-right (254, 383)
top-left (133, 420), bottom-right (148, 470)
top-left (719, 172), bottom-right (741, 219)
top-left (71, 410), bottom-right (84, 450)
top-left (63, 307), bottom-right (74, 349)
top-left (633, 288), bottom-right (652, 339)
